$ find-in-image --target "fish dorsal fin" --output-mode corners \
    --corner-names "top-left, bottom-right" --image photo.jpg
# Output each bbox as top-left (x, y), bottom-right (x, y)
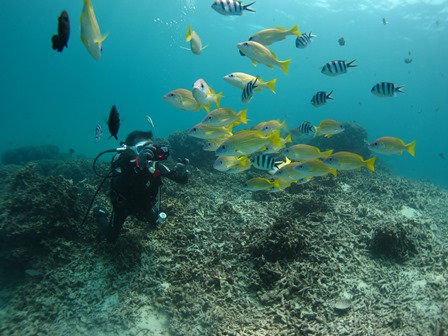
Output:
top-left (95, 33), bottom-right (108, 45)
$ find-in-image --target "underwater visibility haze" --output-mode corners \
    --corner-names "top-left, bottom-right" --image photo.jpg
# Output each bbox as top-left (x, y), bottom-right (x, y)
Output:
top-left (1, 0), bottom-right (448, 335)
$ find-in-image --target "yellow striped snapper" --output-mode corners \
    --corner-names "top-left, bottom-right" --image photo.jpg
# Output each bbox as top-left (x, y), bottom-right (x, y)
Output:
top-left (192, 78), bottom-right (223, 112)
top-left (371, 82), bottom-right (404, 97)
top-left (321, 60), bottom-right (357, 76)
top-left (368, 137), bottom-right (416, 156)
top-left (213, 155), bottom-right (251, 172)
top-left (283, 144), bottom-right (333, 161)
top-left (188, 123), bottom-right (232, 140)
top-left (215, 129), bottom-right (282, 156)
top-left (248, 25), bottom-right (301, 46)
top-left (274, 162), bottom-right (307, 181)
top-left (261, 134), bottom-right (291, 154)
top-left (211, 0), bottom-right (256, 16)
top-left (253, 119), bottom-right (287, 135)
top-left (242, 77), bottom-right (258, 104)
top-left (203, 136), bottom-right (231, 151)
top-left (323, 152), bottom-right (376, 172)
top-left (268, 178), bottom-right (294, 192)
top-left (200, 108), bottom-right (248, 127)
top-left (223, 72), bottom-right (276, 94)
top-left (243, 177), bottom-right (281, 191)
top-left (80, 0), bottom-right (108, 60)
top-left (163, 89), bottom-right (200, 111)
top-left (237, 41), bottom-right (291, 74)
top-left (185, 25), bottom-right (206, 55)
top-left (293, 159), bottom-right (337, 177)
top-left (314, 119), bottom-right (345, 138)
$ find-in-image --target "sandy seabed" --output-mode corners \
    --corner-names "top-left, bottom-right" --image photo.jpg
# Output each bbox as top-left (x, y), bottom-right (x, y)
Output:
top-left (0, 159), bottom-right (447, 336)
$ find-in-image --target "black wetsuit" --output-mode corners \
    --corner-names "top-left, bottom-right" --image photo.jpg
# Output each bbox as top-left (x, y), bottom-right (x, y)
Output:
top-left (105, 150), bottom-right (188, 243)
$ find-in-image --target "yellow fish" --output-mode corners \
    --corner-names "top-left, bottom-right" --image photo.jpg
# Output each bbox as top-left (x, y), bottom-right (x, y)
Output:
top-left (273, 162), bottom-right (307, 181)
top-left (237, 41), bottom-right (291, 74)
top-left (80, 0), bottom-right (108, 60)
top-left (323, 152), bottom-right (376, 172)
top-left (243, 178), bottom-right (281, 191)
top-left (269, 178), bottom-right (294, 192)
top-left (188, 123), bottom-right (232, 140)
top-left (200, 108), bottom-right (248, 127)
top-left (203, 136), bottom-right (231, 151)
top-left (213, 155), bottom-right (251, 172)
top-left (284, 144), bottom-right (333, 161)
top-left (368, 137), bottom-right (416, 156)
top-left (223, 72), bottom-right (277, 94)
top-left (163, 89), bottom-right (200, 111)
top-left (253, 119), bottom-right (287, 135)
top-left (192, 79), bottom-right (223, 112)
top-left (314, 119), bottom-right (345, 138)
top-left (294, 159), bottom-right (337, 177)
top-left (262, 134), bottom-right (292, 154)
top-left (249, 25), bottom-right (301, 46)
top-left (185, 25), bottom-right (206, 55)
top-left (215, 129), bottom-right (282, 156)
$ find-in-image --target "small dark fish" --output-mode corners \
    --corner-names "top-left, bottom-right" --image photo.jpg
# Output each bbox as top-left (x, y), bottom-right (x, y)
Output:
top-left (310, 90), bottom-right (334, 108)
top-left (295, 32), bottom-right (316, 49)
top-left (69, 148), bottom-right (75, 155)
top-left (95, 123), bottom-right (103, 142)
top-left (52, 10), bottom-right (70, 52)
top-left (382, 17), bottom-right (388, 25)
top-left (338, 37), bottom-right (345, 46)
top-left (297, 121), bottom-right (315, 136)
top-left (107, 105), bottom-right (120, 140)
top-left (241, 77), bottom-right (258, 104)
top-left (404, 58), bottom-right (413, 64)
top-left (439, 153), bottom-right (446, 160)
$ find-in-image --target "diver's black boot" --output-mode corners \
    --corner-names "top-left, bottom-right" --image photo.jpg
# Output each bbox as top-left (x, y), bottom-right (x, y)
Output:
top-left (93, 207), bottom-right (109, 237)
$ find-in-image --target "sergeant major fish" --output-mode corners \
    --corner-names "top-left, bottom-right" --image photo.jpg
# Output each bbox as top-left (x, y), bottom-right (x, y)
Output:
top-left (211, 0), bottom-right (256, 16)
top-left (241, 77), bottom-right (258, 104)
top-left (311, 91), bottom-right (334, 108)
top-left (248, 25), bottom-right (301, 46)
top-left (252, 154), bottom-right (291, 174)
top-left (321, 60), bottom-right (357, 76)
top-left (237, 41), bottom-right (291, 74)
top-left (80, 0), bottom-right (108, 60)
top-left (295, 32), bottom-right (316, 49)
top-left (371, 82), bottom-right (404, 97)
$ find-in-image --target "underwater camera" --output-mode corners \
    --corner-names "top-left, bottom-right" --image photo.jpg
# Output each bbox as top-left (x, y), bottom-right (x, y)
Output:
top-left (152, 144), bottom-right (170, 161)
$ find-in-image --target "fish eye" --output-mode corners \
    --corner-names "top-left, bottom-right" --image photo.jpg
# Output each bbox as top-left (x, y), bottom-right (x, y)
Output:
top-left (169, 93), bottom-right (174, 97)
top-left (229, 74), bottom-right (234, 77)
top-left (243, 42), bottom-right (248, 46)
top-left (208, 116), bottom-right (212, 120)
top-left (328, 158), bottom-right (333, 162)
top-left (201, 83), bottom-right (204, 89)
top-left (221, 145), bottom-right (226, 150)
top-left (192, 127), bottom-right (197, 131)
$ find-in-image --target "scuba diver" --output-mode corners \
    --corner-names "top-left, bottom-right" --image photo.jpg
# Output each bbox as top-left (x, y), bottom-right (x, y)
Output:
top-left (93, 130), bottom-right (189, 243)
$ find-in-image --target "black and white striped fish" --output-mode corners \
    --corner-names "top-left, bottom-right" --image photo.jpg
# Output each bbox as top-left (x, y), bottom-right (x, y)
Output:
top-left (297, 121), bottom-right (315, 135)
top-left (310, 90), bottom-right (334, 108)
top-left (295, 32), bottom-right (316, 49)
top-left (371, 82), bottom-right (404, 97)
top-left (321, 60), bottom-right (357, 76)
top-left (211, 0), bottom-right (256, 16)
top-left (94, 123), bottom-right (103, 142)
top-left (252, 154), bottom-right (290, 174)
top-left (241, 76), bottom-right (258, 104)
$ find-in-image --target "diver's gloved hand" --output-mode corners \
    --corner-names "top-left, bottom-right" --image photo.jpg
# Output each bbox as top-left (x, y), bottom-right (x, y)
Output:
top-left (137, 144), bottom-right (156, 169)
top-left (175, 158), bottom-right (189, 176)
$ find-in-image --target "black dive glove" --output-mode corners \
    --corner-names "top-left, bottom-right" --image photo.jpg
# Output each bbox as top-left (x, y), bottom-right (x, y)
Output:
top-left (175, 158), bottom-right (189, 176)
top-left (137, 144), bottom-right (156, 169)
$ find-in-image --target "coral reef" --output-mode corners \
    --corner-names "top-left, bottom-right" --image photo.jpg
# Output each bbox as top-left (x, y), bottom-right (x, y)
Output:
top-left (0, 158), bottom-right (447, 336)
top-left (1, 145), bottom-right (68, 165)
top-left (168, 131), bottom-right (215, 170)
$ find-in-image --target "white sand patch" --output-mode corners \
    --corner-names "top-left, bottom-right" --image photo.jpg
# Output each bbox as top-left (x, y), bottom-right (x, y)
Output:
top-left (130, 306), bottom-right (170, 335)
top-left (400, 205), bottom-right (421, 219)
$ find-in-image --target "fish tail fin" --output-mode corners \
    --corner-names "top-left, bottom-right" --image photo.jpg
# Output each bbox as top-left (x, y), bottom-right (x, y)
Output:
top-left (330, 168), bottom-right (338, 177)
top-left (269, 130), bottom-right (283, 148)
top-left (327, 90), bottom-right (334, 100)
top-left (238, 109), bottom-right (248, 124)
top-left (347, 59), bottom-right (357, 68)
top-left (284, 134), bottom-right (292, 143)
top-left (289, 24), bottom-right (301, 37)
top-left (406, 140), bottom-right (416, 156)
top-left (279, 59), bottom-right (291, 74)
top-left (313, 126), bottom-right (319, 137)
top-left (395, 85), bottom-right (405, 94)
top-left (244, 1), bottom-right (256, 12)
top-left (365, 157), bottom-right (376, 172)
top-left (271, 179), bottom-right (282, 190)
top-left (215, 92), bottom-right (223, 107)
top-left (186, 25), bottom-right (192, 42)
top-left (309, 31), bottom-right (317, 38)
top-left (240, 156), bottom-right (251, 168)
top-left (203, 105), bottom-right (211, 113)
top-left (321, 149), bottom-right (333, 158)
top-left (264, 78), bottom-right (277, 94)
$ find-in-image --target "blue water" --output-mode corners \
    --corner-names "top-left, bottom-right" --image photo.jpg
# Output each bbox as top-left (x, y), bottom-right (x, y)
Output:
top-left (0, 0), bottom-right (447, 186)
